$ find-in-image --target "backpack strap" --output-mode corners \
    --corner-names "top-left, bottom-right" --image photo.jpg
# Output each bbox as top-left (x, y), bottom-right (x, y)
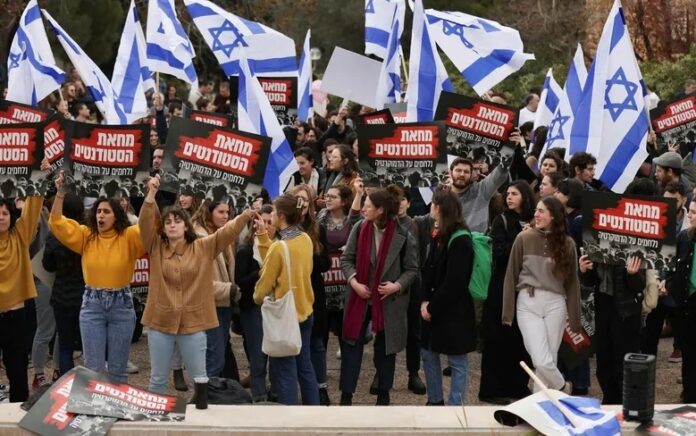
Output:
top-left (447, 229), bottom-right (469, 249)
top-left (279, 241), bottom-right (294, 291)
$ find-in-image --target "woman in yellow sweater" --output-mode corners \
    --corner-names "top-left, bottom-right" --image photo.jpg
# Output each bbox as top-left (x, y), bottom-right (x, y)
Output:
top-left (0, 195), bottom-right (43, 402)
top-left (140, 176), bottom-right (253, 393)
top-left (254, 193), bottom-right (318, 405)
top-left (49, 174), bottom-right (145, 382)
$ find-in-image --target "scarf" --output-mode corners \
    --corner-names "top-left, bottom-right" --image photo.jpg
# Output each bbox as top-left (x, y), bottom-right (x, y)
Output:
top-left (343, 218), bottom-right (396, 342)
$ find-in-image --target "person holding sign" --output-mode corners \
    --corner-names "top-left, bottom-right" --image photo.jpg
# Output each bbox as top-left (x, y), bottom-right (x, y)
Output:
top-left (49, 173), bottom-right (145, 383)
top-left (0, 194), bottom-right (44, 402)
top-left (668, 199), bottom-right (696, 403)
top-left (502, 196), bottom-right (582, 393)
top-left (139, 176), bottom-right (254, 394)
top-left (419, 189), bottom-right (477, 405)
top-left (339, 187), bottom-right (419, 406)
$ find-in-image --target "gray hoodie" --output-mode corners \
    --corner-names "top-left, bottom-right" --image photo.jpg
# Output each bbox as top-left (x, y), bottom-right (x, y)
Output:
top-left (456, 164), bottom-right (509, 233)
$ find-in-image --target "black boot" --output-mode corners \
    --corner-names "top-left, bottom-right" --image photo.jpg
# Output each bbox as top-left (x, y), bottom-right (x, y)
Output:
top-left (442, 366), bottom-right (452, 376)
top-left (408, 373), bottom-right (426, 395)
top-left (369, 374), bottom-right (379, 395)
top-left (340, 392), bottom-right (353, 406)
top-left (173, 369), bottom-right (188, 392)
top-left (426, 400), bottom-right (445, 405)
top-left (376, 390), bottom-right (390, 406)
top-left (319, 387), bottom-right (331, 406)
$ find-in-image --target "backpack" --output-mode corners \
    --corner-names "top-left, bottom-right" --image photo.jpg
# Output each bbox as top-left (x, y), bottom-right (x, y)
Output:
top-left (448, 229), bottom-right (492, 300)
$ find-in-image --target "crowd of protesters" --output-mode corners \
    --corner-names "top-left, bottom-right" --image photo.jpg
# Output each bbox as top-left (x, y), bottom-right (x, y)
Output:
top-left (1, 75), bottom-right (696, 409)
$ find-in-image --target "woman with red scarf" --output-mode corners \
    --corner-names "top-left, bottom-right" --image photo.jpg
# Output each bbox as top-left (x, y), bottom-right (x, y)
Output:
top-left (339, 187), bottom-right (418, 406)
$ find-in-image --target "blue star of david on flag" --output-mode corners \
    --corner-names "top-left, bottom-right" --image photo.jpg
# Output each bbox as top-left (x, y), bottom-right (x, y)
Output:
top-left (365, 0), bottom-right (375, 13)
top-left (442, 20), bottom-right (474, 49)
top-left (209, 20), bottom-right (247, 57)
top-left (604, 67), bottom-right (638, 122)
top-left (8, 52), bottom-right (22, 69)
top-left (547, 110), bottom-right (570, 144)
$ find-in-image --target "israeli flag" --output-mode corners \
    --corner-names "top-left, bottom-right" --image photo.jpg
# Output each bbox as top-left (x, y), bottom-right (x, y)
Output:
top-left (375, 11), bottom-right (402, 108)
top-left (42, 10), bottom-right (126, 125)
top-left (365, 0), bottom-right (405, 59)
top-left (145, 0), bottom-right (198, 84)
top-left (113, 0), bottom-right (155, 124)
top-left (569, 0), bottom-right (649, 192)
top-left (185, 0), bottom-right (297, 76)
top-left (297, 30), bottom-right (313, 122)
top-left (236, 52), bottom-right (298, 198)
top-left (543, 44), bottom-right (587, 158)
top-left (425, 9), bottom-right (534, 96)
top-left (6, 0), bottom-right (65, 106)
top-left (406, 0), bottom-right (453, 122)
top-left (533, 68), bottom-right (563, 130)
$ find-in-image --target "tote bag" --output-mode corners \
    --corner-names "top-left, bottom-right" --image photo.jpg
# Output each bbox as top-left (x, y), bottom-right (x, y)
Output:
top-left (261, 240), bottom-right (302, 357)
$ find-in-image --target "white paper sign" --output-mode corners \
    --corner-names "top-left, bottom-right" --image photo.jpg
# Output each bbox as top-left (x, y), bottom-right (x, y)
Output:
top-left (320, 47), bottom-right (382, 108)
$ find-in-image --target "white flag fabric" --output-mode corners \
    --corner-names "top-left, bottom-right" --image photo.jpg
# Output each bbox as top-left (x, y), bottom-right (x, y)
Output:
top-left (112, 0), bottom-right (155, 124)
top-left (6, 0), bottom-right (65, 105)
top-left (405, 0), bottom-right (452, 122)
top-left (375, 11), bottom-right (402, 108)
top-left (145, 0), bottom-right (198, 84)
top-left (236, 52), bottom-right (298, 198)
top-left (297, 30), bottom-right (313, 122)
top-left (543, 44), bottom-right (588, 159)
top-left (365, 0), bottom-right (405, 59)
top-left (569, 0), bottom-right (649, 192)
top-left (425, 9), bottom-right (534, 96)
top-left (42, 10), bottom-right (126, 124)
top-left (533, 68), bottom-right (563, 130)
top-left (185, 0), bottom-right (297, 76)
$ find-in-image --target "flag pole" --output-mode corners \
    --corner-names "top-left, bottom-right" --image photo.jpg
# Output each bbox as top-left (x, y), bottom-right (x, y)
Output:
top-left (519, 361), bottom-right (583, 429)
top-left (399, 45), bottom-right (408, 83)
top-left (156, 72), bottom-right (160, 95)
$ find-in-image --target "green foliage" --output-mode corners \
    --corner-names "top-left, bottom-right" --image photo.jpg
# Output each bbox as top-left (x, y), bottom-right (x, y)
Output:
top-left (640, 49), bottom-right (696, 101)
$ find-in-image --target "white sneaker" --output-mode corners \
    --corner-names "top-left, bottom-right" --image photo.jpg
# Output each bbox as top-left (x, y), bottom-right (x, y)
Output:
top-left (126, 361), bottom-right (139, 374)
top-left (0, 394), bottom-right (8, 404)
top-left (0, 384), bottom-right (8, 393)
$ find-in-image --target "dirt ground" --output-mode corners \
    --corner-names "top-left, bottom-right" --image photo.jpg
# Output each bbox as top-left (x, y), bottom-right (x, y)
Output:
top-left (8, 331), bottom-right (683, 406)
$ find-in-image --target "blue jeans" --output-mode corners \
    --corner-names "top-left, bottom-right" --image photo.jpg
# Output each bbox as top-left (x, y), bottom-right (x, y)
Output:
top-left (148, 329), bottom-right (207, 394)
top-left (310, 332), bottom-right (327, 386)
top-left (80, 287), bottom-right (136, 383)
top-left (269, 316), bottom-right (319, 405)
top-left (53, 306), bottom-right (80, 376)
top-left (32, 281), bottom-right (58, 374)
top-left (421, 349), bottom-right (469, 405)
top-left (240, 305), bottom-right (269, 400)
top-left (206, 306), bottom-right (232, 377)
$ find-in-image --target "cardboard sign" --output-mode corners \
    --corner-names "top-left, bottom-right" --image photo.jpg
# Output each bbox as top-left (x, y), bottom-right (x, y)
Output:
top-left (581, 192), bottom-right (677, 272)
top-left (357, 121), bottom-right (447, 188)
top-left (258, 76), bottom-right (298, 121)
top-left (0, 121), bottom-right (49, 197)
top-left (66, 366), bottom-right (186, 421)
top-left (650, 94), bottom-right (696, 153)
top-left (19, 368), bottom-right (116, 436)
top-left (320, 47), bottom-right (382, 107)
top-left (161, 117), bottom-right (270, 208)
top-left (0, 99), bottom-right (49, 124)
top-left (187, 110), bottom-right (236, 129)
top-left (434, 91), bottom-right (517, 168)
top-left (358, 109), bottom-right (395, 125)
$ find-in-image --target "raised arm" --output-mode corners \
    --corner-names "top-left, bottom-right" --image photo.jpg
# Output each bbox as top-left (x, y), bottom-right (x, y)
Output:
top-left (15, 195), bottom-right (44, 246)
top-left (205, 209), bottom-right (255, 257)
top-left (48, 173), bottom-right (86, 254)
top-left (139, 175), bottom-right (162, 252)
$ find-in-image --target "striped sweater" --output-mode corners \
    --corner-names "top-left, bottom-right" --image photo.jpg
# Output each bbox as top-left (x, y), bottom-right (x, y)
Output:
top-left (502, 228), bottom-right (582, 332)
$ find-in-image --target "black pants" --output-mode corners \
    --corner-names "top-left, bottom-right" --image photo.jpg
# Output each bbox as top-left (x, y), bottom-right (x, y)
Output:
top-left (641, 298), bottom-right (674, 355)
top-left (677, 294), bottom-right (696, 402)
top-left (1, 308), bottom-right (29, 402)
top-left (594, 292), bottom-right (641, 405)
top-left (53, 306), bottom-right (81, 376)
top-left (339, 312), bottom-right (395, 394)
top-left (406, 288), bottom-right (421, 375)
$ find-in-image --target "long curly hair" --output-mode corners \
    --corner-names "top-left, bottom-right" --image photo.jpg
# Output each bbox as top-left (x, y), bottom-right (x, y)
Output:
top-left (292, 184), bottom-right (322, 254)
top-left (86, 198), bottom-right (131, 243)
top-left (540, 196), bottom-right (572, 278)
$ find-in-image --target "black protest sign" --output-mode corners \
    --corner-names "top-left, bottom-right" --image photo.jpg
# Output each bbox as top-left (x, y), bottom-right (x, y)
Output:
top-left (357, 121), bottom-right (447, 187)
top-left (130, 255), bottom-right (150, 298)
top-left (62, 121), bottom-right (151, 199)
top-left (161, 117), bottom-right (270, 207)
top-left (435, 92), bottom-right (517, 165)
top-left (258, 76), bottom-right (298, 123)
top-left (0, 99), bottom-right (49, 124)
top-left (323, 251), bottom-right (347, 311)
top-left (19, 368), bottom-right (116, 436)
top-left (559, 293), bottom-right (596, 370)
top-left (0, 121), bottom-right (49, 197)
top-left (358, 109), bottom-right (395, 125)
top-left (385, 102), bottom-right (407, 123)
top-left (650, 94), bottom-right (696, 153)
top-left (637, 406), bottom-right (696, 434)
top-left (66, 366), bottom-right (186, 422)
top-left (187, 109), bottom-right (236, 129)
top-left (581, 191), bottom-right (677, 272)
top-left (43, 115), bottom-right (67, 173)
